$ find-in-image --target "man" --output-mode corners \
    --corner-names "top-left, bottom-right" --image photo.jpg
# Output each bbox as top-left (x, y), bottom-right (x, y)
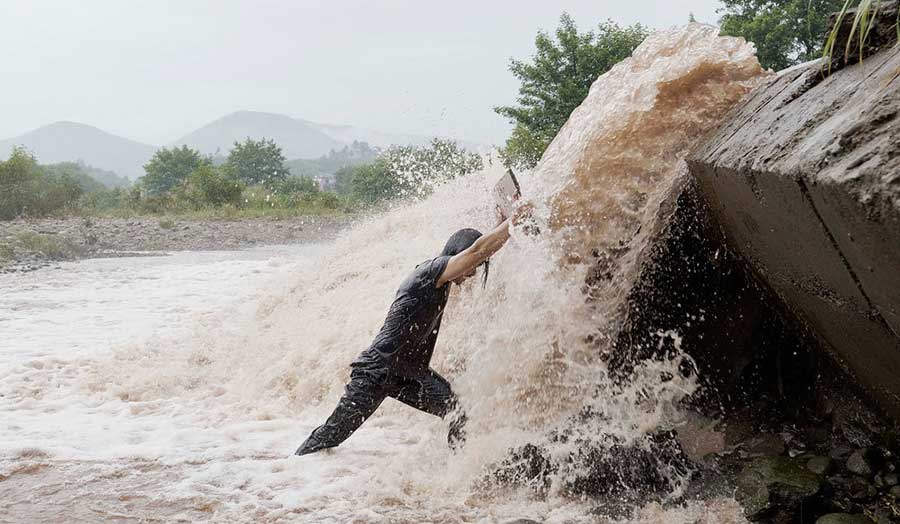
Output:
top-left (295, 205), bottom-right (529, 456)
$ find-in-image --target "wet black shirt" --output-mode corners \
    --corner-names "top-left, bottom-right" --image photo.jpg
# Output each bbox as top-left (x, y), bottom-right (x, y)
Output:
top-left (352, 255), bottom-right (451, 376)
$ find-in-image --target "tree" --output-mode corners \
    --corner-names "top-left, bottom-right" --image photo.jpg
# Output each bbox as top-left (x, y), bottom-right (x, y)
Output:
top-left (142, 145), bottom-right (210, 195)
top-left (274, 175), bottom-right (319, 195)
top-left (224, 138), bottom-right (290, 187)
top-left (384, 139), bottom-right (482, 197)
top-left (495, 14), bottom-right (649, 168)
top-left (0, 148), bottom-right (84, 219)
top-left (0, 148), bottom-right (43, 219)
top-left (180, 165), bottom-right (244, 207)
top-left (347, 159), bottom-right (400, 205)
top-left (718, 0), bottom-right (846, 71)
top-left (332, 140), bottom-right (481, 206)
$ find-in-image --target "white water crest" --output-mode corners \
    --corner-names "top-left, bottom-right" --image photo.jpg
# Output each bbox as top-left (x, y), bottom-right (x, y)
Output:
top-left (1, 24), bottom-right (764, 523)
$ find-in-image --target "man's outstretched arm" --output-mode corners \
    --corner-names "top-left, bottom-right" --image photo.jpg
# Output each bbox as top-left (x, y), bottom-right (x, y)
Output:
top-left (436, 203), bottom-right (532, 288)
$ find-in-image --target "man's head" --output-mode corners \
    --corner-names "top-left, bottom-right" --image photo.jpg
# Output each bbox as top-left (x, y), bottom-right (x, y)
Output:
top-left (441, 228), bottom-right (489, 286)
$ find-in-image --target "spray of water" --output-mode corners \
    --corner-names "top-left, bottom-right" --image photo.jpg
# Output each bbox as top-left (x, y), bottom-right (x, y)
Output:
top-left (1, 24), bottom-right (766, 523)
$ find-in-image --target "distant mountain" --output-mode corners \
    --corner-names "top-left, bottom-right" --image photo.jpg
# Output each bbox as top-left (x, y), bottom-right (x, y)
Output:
top-left (0, 121), bottom-right (157, 180)
top-left (0, 113), bottom-right (484, 183)
top-left (171, 111), bottom-right (344, 160)
top-left (173, 110), bottom-right (480, 159)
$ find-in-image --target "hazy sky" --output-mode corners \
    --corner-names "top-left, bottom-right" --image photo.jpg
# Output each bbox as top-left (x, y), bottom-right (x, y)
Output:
top-left (1, 0), bottom-right (722, 146)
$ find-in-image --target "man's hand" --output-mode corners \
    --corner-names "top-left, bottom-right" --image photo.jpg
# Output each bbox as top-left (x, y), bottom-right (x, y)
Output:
top-left (495, 204), bottom-right (507, 225)
top-left (511, 201), bottom-right (534, 226)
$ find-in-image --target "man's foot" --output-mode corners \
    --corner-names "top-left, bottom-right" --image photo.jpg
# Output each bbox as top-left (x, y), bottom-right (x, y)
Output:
top-left (295, 435), bottom-right (325, 456)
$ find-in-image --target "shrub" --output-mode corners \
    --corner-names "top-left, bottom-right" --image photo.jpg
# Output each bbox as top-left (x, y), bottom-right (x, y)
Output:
top-left (0, 148), bottom-right (84, 219)
top-left (141, 145), bottom-right (211, 195)
top-left (180, 165), bottom-right (244, 207)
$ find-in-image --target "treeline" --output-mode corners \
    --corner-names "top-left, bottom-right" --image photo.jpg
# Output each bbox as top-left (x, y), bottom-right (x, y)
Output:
top-left (0, 138), bottom-right (481, 220)
top-left (0, 150), bottom-right (88, 220)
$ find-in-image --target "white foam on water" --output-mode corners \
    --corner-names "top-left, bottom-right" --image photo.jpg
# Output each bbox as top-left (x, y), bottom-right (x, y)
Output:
top-left (0, 24), bottom-right (764, 523)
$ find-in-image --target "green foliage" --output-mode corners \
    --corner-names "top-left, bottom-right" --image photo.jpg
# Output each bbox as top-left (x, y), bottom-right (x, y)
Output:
top-left (47, 161), bottom-right (130, 189)
top-left (501, 124), bottom-right (546, 171)
top-left (334, 139), bottom-right (482, 206)
top-left (286, 141), bottom-right (378, 179)
top-left (241, 183), bottom-right (340, 214)
top-left (0, 229), bottom-right (84, 261)
top-left (344, 159), bottom-right (398, 205)
top-left (142, 145), bottom-right (211, 195)
top-left (718, 0), bottom-right (846, 71)
top-left (495, 14), bottom-right (649, 168)
top-left (273, 175), bottom-right (319, 195)
top-left (78, 187), bottom-right (132, 211)
top-left (179, 164), bottom-right (244, 207)
top-left (0, 148), bottom-right (43, 219)
top-left (42, 162), bottom-right (106, 194)
top-left (0, 148), bottom-right (84, 219)
top-left (822, 0), bottom-right (900, 70)
top-left (224, 138), bottom-right (290, 187)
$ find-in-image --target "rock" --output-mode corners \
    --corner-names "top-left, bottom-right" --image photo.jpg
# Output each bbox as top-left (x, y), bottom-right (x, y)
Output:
top-left (807, 456), bottom-right (835, 476)
top-left (870, 507), bottom-right (897, 524)
top-left (815, 513), bottom-right (874, 524)
top-left (743, 433), bottom-right (787, 458)
top-left (491, 430), bottom-right (690, 499)
top-left (736, 456), bottom-right (823, 520)
top-left (831, 446), bottom-right (854, 461)
top-left (504, 520), bottom-right (542, 524)
top-left (847, 449), bottom-right (874, 477)
top-left (831, 475), bottom-right (877, 501)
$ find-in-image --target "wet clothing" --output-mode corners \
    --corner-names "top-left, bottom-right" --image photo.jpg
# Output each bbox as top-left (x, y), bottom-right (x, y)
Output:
top-left (295, 366), bottom-right (466, 456)
top-left (296, 256), bottom-right (466, 456)
top-left (352, 255), bottom-right (451, 376)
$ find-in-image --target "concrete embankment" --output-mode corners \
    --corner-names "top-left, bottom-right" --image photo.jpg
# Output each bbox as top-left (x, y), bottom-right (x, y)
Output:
top-left (687, 7), bottom-right (900, 420)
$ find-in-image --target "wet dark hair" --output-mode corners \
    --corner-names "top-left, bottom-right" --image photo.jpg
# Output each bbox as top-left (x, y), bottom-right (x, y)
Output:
top-left (440, 228), bottom-right (489, 288)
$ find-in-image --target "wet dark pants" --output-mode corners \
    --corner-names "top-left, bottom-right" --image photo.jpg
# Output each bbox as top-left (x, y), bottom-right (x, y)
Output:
top-left (295, 366), bottom-right (467, 456)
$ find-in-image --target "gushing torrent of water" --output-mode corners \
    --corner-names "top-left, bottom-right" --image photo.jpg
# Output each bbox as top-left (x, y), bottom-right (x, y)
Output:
top-left (0, 24), bottom-right (766, 523)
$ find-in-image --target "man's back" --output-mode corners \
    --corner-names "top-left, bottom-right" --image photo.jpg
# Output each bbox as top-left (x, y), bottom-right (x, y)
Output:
top-left (353, 255), bottom-right (452, 376)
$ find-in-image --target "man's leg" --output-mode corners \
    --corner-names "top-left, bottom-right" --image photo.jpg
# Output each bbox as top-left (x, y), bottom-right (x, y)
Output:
top-left (295, 369), bottom-right (387, 456)
top-left (390, 369), bottom-right (467, 448)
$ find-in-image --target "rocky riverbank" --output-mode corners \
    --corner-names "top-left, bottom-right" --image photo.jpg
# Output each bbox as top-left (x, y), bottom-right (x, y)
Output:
top-left (0, 215), bottom-right (350, 273)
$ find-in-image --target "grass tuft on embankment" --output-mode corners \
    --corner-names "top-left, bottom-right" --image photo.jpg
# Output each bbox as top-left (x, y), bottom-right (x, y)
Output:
top-left (0, 229), bottom-right (85, 265)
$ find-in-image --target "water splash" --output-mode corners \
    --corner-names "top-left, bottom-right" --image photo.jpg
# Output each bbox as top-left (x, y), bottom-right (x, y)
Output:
top-left (0, 24), bottom-right (765, 523)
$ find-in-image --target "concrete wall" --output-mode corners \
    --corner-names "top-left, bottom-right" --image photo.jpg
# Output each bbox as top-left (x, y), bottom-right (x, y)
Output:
top-left (687, 45), bottom-right (900, 419)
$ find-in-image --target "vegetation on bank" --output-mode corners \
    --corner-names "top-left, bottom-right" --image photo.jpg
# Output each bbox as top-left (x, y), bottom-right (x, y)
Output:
top-left (718, 0), bottom-right (847, 71)
top-left (0, 228), bottom-right (85, 265)
top-left (0, 138), bottom-right (482, 221)
top-left (495, 14), bottom-right (649, 169)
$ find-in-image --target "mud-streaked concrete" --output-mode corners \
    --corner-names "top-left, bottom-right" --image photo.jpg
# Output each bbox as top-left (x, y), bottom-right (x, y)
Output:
top-left (688, 41), bottom-right (900, 419)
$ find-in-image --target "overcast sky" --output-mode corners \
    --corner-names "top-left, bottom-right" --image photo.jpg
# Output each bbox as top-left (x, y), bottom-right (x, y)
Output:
top-left (1, 0), bottom-right (722, 146)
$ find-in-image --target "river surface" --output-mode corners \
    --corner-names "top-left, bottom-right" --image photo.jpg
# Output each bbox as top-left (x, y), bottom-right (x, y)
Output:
top-left (1, 24), bottom-right (763, 523)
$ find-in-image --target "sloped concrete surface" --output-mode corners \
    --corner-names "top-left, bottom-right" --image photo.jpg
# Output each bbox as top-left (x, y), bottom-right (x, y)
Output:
top-left (688, 46), bottom-right (900, 418)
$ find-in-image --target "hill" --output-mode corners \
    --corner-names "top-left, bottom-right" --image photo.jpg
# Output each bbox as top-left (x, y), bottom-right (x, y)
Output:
top-left (171, 111), bottom-right (344, 160)
top-left (0, 121), bottom-right (157, 180)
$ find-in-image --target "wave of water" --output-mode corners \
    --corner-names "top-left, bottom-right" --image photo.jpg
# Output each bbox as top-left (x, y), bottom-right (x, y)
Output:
top-left (0, 24), bottom-right (765, 523)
